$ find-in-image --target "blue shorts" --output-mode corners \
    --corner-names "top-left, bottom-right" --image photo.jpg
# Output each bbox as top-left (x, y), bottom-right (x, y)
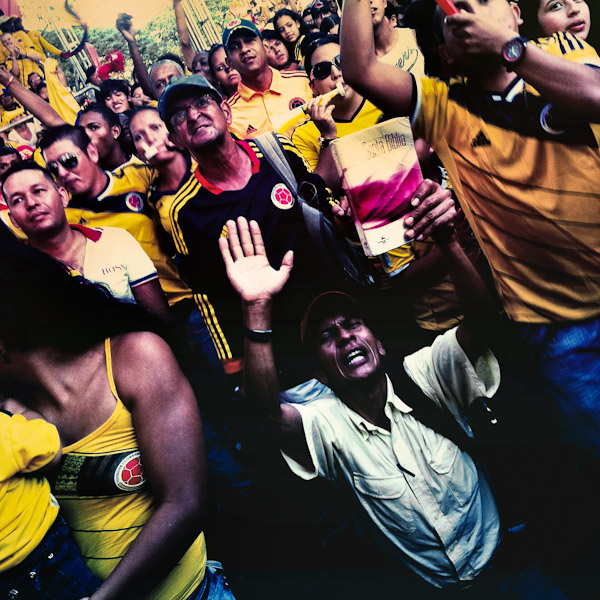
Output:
top-left (0, 515), bottom-right (101, 600)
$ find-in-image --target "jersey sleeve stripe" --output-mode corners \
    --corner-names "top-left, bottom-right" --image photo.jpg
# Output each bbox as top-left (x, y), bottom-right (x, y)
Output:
top-left (130, 273), bottom-right (159, 288)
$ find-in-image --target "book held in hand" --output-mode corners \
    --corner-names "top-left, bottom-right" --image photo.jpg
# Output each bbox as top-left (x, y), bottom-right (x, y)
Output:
top-left (330, 117), bottom-right (423, 257)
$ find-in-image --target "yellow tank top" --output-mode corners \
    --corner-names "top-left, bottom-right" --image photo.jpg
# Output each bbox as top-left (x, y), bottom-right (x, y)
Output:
top-left (54, 339), bottom-right (206, 599)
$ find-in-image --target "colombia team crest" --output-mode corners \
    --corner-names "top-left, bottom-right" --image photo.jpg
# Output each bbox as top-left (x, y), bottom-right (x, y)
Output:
top-left (271, 183), bottom-right (294, 210)
top-left (114, 451), bottom-right (147, 491)
top-left (289, 97), bottom-right (305, 110)
top-left (125, 192), bottom-right (144, 212)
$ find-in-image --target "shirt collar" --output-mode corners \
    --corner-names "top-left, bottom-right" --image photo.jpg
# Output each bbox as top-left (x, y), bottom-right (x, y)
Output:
top-left (193, 140), bottom-right (260, 195)
top-left (344, 375), bottom-right (413, 440)
top-left (238, 67), bottom-right (282, 101)
top-left (70, 224), bottom-right (102, 242)
top-left (96, 171), bottom-right (114, 201)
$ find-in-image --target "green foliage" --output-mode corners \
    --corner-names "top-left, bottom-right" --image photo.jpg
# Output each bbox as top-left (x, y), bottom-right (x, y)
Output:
top-left (35, 0), bottom-right (231, 87)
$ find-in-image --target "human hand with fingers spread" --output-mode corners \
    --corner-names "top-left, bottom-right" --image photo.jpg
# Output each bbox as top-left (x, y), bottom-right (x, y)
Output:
top-left (219, 216), bottom-right (294, 305)
top-left (404, 179), bottom-right (456, 244)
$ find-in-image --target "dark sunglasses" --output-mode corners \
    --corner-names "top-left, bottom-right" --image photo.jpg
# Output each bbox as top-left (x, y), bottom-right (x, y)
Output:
top-left (310, 55), bottom-right (341, 80)
top-left (47, 153), bottom-right (78, 176)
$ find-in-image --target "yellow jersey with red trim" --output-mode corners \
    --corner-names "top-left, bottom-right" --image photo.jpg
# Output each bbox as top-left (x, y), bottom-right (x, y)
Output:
top-left (65, 157), bottom-right (191, 306)
top-left (227, 66), bottom-right (312, 139)
top-left (53, 339), bottom-right (207, 599)
top-left (0, 413), bottom-right (59, 571)
top-left (413, 32), bottom-right (600, 323)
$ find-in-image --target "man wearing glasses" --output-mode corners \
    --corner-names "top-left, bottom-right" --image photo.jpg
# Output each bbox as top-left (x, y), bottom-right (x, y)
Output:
top-left (157, 72), bottom-right (332, 364)
top-left (38, 124), bottom-right (192, 312)
top-left (222, 18), bottom-right (312, 139)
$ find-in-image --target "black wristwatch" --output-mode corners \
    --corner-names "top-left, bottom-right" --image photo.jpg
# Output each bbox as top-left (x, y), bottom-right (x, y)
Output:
top-left (318, 136), bottom-right (336, 149)
top-left (501, 35), bottom-right (528, 71)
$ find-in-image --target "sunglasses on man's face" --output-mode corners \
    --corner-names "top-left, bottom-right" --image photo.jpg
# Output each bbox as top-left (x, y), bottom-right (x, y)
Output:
top-left (47, 153), bottom-right (79, 177)
top-left (310, 55), bottom-right (341, 80)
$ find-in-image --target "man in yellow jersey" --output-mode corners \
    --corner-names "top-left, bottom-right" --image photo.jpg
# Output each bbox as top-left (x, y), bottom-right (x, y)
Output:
top-left (37, 125), bottom-right (232, 386)
top-left (223, 18), bottom-right (312, 139)
top-left (341, 0), bottom-right (600, 457)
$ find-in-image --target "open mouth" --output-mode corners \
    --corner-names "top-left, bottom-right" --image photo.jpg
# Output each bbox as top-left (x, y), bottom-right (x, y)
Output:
top-left (343, 348), bottom-right (368, 367)
top-left (568, 20), bottom-right (586, 33)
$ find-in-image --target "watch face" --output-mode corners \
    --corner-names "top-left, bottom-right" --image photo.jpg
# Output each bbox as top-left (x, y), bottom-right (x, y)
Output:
top-left (504, 39), bottom-right (523, 63)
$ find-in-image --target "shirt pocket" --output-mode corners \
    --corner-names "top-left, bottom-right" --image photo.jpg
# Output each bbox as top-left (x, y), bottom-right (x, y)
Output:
top-left (428, 438), bottom-right (479, 507)
top-left (352, 472), bottom-right (416, 535)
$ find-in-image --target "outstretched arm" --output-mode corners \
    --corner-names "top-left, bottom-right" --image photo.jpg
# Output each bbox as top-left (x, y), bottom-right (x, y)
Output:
top-left (0, 65), bottom-right (65, 127)
top-left (173, 0), bottom-right (196, 70)
top-left (404, 180), bottom-right (497, 363)
top-left (340, 0), bottom-right (416, 117)
top-left (116, 15), bottom-right (153, 99)
top-left (219, 217), bottom-right (311, 466)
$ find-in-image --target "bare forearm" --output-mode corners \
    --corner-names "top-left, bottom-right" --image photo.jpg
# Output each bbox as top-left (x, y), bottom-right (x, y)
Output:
top-left (2, 77), bottom-right (64, 127)
top-left (438, 233), bottom-right (493, 316)
top-left (340, 0), bottom-right (413, 115)
top-left (89, 500), bottom-right (203, 600)
top-left (314, 147), bottom-right (341, 194)
top-left (173, 0), bottom-right (195, 69)
top-left (516, 45), bottom-right (600, 120)
top-left (127, 40), bottom-right (153, 98)
top-left (242, 300), bottom-right (284, 422)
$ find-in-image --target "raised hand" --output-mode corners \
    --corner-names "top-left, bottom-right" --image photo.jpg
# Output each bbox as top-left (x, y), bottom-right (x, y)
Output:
top-left (305, 95), bottom-right (337, 140)
top-left (404, 179), bottom-right (457, 243)
top-left (219, 217), bottom-right (293, 304)
top-left (116, 13), bottom-right (135, 43)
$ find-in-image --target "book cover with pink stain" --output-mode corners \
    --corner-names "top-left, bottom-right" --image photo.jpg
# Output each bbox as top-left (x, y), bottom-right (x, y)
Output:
top-left (330, 117), bottom-right (423, 257)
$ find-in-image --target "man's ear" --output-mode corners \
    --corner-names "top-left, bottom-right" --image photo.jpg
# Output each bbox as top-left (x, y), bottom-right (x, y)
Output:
top-left (111, 124), bottom-right (121, 140)
top-left (58, 185), bottom-right (69, 208)
top-left (86, 142), bottom-right (99, 165)
top-left (8, 211), bottom-right (21, 230)
top-left (309, 78), bottom-right (317, 95)
top-left (221, 100), bottom-right (233, 126)
top-left (510, 2), bottom-right (523, 27)
top-left (376, 339), bottom-right (386, 358)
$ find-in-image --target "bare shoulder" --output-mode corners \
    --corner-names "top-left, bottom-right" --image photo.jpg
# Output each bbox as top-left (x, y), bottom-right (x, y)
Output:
top-left (109, 332), bottom-right (186, 403)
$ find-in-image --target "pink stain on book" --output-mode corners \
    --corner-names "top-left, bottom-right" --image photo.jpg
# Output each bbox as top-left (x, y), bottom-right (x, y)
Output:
top-left (344, 164), bottom-right (422, 231)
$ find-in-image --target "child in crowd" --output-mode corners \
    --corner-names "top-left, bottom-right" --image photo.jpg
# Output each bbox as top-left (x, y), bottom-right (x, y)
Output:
top-left (0, 402), bottom-right (101, 600)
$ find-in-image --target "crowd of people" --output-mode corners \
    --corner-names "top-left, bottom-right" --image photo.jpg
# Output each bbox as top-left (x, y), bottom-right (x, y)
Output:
top-left (0, 0), bottom-right (599, 598)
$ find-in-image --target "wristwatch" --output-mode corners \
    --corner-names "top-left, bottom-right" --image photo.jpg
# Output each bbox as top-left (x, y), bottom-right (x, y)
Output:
top-left (501, 35), bottom-right (528, 71)
top-left (318, 136), bottom-right (336, 149)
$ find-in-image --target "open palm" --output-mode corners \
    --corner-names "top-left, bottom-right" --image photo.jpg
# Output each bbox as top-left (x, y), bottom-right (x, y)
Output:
top-left (219, 217), bottom-right (294, 304)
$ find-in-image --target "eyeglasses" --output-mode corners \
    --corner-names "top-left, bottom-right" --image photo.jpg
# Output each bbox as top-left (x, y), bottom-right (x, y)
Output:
top-left (310, 55), bottom-right (341, 80)
top-left (170, 94), bottom-right (215, 127)
top-left (47, 153), bottom-right (79, 176)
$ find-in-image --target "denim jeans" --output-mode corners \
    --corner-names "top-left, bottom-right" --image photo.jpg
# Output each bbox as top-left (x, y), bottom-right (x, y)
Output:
top-left (188, 561), bottom-right (237, 600)
top-left (518, 317), bottom-right (600, 456)
top-left (0, 515), bottom-right (101, 600)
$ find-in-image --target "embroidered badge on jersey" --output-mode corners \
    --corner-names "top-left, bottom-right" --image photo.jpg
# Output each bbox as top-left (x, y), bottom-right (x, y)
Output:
top-left (125, 192), bottom-right (144, 212)
top-left (246, 124), bottom-right (258, 136)
top-left (55, 450), bottom-right (147, 496)
top-left (271, 183), bottom-right (294, 210)
top-left (289, 97), bottom-right (304, 110)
